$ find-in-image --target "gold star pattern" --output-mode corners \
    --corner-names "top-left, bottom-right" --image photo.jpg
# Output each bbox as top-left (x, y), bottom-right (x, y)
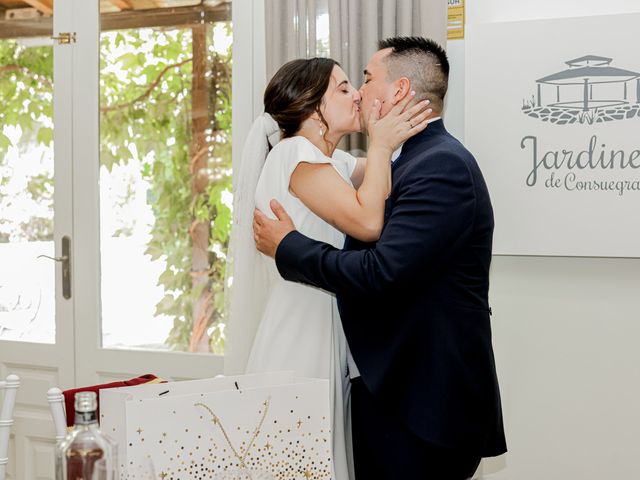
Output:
top-left (124, 395), bottom-right (334, 479)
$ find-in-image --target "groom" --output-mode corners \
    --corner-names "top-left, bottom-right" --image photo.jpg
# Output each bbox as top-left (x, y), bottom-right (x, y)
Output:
top-left (253, 37), bottom-right (506, 479)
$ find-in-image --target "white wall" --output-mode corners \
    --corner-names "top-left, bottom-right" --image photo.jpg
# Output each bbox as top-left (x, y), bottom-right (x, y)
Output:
top-left (444, 2), bottom-right (640, 479)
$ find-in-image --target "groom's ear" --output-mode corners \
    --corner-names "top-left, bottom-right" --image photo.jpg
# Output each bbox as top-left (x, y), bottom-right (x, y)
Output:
top-left (390, 77), bottom-right (411, 105)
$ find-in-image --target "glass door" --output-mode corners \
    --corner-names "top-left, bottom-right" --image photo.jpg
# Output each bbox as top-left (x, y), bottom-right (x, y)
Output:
top-left (74, 0), bottom-right (233, 386)
top-left (1, 1), bottom-right (239, 476)
top-left (0, 0), bottom-right (75, 477)
top-left (0, 19), bottom-right (56, 345)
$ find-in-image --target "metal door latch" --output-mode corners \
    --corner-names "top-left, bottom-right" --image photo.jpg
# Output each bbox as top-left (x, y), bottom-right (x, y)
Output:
top-left (51, 32), bottom-right (77, 45)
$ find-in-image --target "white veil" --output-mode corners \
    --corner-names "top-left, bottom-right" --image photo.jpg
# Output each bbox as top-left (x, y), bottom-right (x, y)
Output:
top-left (224, 113), bottom-right (281, 374)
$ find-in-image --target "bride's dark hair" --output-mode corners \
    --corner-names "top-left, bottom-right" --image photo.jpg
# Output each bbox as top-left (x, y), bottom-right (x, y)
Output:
top-left (264, 57), bottom-right (339, 139)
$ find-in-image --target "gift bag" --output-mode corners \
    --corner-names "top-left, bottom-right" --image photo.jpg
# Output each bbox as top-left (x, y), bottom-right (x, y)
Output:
top-left (100, 372), bottom-right (333, 480)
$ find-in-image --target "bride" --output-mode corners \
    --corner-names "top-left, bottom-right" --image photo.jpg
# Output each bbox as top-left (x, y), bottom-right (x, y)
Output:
top-left (228, 57), bottom-right (431, 479)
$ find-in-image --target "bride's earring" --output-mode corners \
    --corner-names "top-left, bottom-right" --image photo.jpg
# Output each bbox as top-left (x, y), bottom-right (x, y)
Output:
top-left (319, 126), bottom-right (324, 137)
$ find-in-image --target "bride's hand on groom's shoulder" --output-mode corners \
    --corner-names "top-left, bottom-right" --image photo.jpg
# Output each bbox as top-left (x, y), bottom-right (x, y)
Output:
top-left (253, 200), bottom-right (296, 258)
top-left (367, 92), bottom-right (433, 153)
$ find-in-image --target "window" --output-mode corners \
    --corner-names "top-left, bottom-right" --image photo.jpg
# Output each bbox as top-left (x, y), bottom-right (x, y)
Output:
top-left (98, 1), bottom-right (233, 354)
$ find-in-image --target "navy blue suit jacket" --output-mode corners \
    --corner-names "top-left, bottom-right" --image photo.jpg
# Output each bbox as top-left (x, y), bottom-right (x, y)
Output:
top-left (275, 120), bottom-right (507, 457)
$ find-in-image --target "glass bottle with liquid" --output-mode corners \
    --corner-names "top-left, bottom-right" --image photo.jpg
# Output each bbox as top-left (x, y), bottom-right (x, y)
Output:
top-left (55, 391), bottom-right (117, 480)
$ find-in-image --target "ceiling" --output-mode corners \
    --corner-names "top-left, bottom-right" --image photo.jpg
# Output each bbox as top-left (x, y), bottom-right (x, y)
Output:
top-left (0, 1), bottom-right (222, 15)
top-left (0, 0), bottom-right (231, 38)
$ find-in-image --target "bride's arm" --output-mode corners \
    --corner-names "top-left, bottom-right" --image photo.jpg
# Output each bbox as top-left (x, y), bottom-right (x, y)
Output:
top-left (290, 149), bottom-right (388, 242)
top-left (290, 97), bottom-right (431, 242)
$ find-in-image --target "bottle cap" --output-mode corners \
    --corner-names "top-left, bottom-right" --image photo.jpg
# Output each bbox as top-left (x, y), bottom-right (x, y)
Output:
top-left (74, 391), bottom-right (97, 413)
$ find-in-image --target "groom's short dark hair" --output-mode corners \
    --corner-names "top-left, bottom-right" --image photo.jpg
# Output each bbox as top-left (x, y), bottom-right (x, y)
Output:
top-left (378, 37), bottom-right (449, 112)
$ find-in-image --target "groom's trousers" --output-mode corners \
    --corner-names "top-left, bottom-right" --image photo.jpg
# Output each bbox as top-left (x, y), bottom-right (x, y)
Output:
top-left (350, 378), bottom-right (481, 479)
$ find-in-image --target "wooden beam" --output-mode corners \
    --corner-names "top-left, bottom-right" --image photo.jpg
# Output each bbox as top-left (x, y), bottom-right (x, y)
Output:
top-left (101, 3), bottom-right (231, 30)
top-left (0, 3), bottom-right (231, 39)
top-left (129, 0), bottom-right (158, 8)
top-left (0, 17), bottom-right (52, 38)
top-left (109, 0), bottom-right (133, 10)
top-left (20, 0), bottom-right (53, 16)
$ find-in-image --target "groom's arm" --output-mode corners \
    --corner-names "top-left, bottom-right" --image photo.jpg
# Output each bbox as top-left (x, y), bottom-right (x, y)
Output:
top-left (274, 153), bottom-right (477, 297)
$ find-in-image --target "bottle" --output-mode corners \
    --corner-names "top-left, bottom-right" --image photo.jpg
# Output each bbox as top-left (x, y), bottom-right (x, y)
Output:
top-left (55, 391), bottom-right (117, 480)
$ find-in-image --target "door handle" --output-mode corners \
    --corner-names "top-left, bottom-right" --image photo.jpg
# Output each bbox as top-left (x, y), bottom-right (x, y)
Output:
top-left (38, 255), bottom-right (68, 262)
top-left (38, 235), bottom-right (72, 299)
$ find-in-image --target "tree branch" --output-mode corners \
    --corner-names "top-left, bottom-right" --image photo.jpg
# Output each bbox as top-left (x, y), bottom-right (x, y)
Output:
top-left (188, 290), bottom-right (214, 352)
top-left (0, 64), bottom-right (52, 89)
top-left (101, 57), bottom-right (193, 113)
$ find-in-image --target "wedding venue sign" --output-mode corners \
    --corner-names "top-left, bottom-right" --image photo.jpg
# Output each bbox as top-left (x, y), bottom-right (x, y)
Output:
top-left (466, 14), bottom-right (640, 257)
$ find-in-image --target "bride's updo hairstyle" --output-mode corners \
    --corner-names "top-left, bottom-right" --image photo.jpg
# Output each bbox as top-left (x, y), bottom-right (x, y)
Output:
top-left (264, 57), bottom-right (339, 139)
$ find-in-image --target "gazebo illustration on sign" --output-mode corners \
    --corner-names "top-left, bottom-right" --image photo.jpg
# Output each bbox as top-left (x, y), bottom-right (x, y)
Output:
top-left (522, 55), bottom-right (640, 125)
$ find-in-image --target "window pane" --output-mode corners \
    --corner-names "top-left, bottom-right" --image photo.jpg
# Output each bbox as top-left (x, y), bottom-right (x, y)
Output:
top-left (99, 2), bottom-right (232, 354)
top-left (0, 22), bottom-right (55, 344)
top-left (316, 0), bottom-right (330, 57)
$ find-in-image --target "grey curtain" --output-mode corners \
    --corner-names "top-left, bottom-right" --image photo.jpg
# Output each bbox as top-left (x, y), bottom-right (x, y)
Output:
top-left (264, 0), bottom-right (448, 152)
top-left (265, 0), bottom-right (331, 79)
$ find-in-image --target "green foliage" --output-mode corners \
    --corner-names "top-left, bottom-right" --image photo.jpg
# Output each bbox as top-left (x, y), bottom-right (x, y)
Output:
top-left (0, 24), bottom-right (232, 353)
top-left (0, 40), bottom-right (54, 241)
top-left (100, 26), bottom-right (232, 353)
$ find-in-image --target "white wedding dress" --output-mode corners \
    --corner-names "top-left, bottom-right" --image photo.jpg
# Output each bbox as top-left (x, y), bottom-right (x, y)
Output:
top-left (246, 136), bottom-right (356, 480)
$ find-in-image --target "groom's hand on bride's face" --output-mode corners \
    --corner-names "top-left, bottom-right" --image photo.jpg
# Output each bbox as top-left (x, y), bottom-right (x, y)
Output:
top-left (253, 199), bottom-right (296, 258)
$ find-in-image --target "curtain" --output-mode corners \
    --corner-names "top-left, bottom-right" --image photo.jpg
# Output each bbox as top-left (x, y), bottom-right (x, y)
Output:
top-left (265, 0), bottom-right (447, 152)
top-left (264, 0), bottom-right (331, 78)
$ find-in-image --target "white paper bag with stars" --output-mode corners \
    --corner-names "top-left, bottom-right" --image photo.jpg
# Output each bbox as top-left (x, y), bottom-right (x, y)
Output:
top-left (100, 372), bottom-right (333, 480)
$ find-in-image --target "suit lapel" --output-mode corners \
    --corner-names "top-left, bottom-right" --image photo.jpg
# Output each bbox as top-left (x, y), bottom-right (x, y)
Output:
top-left (391, 119), bottom-right (447, 174)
